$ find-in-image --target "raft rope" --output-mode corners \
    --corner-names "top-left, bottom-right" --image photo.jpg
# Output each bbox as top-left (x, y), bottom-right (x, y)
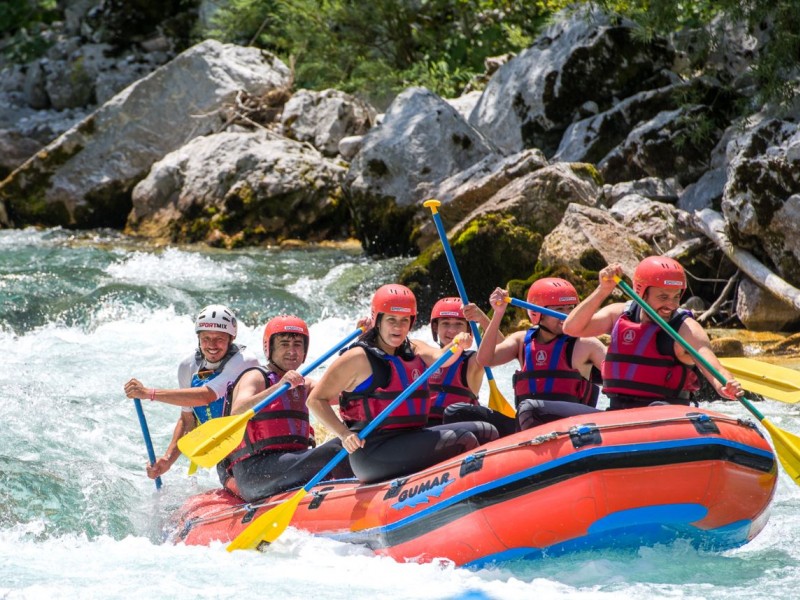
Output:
top-left (173, 413), bottom-right (759, 534)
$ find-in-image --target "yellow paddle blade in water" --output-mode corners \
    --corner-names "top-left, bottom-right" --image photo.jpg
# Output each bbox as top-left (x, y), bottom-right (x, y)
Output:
top-left (487, 380), bottom-right (516, 419)
top-left (719, 357), bottom-right (800, 404)
top-left (227, 489), bottom-right (307, 552)
top-left (187, 461), bottom-right (199, 476)
top-left (177, 410), bottom-right (254, 468)
top-left (762, 419), bottom-right (800, 483)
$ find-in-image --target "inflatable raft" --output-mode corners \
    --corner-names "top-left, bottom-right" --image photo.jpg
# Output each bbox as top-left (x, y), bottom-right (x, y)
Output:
top-left (167, 405), bottom-right (777, 567)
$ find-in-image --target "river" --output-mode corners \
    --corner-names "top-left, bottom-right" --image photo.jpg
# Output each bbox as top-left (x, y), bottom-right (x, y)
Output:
top-left (2, 227), bottom-right (799, 599)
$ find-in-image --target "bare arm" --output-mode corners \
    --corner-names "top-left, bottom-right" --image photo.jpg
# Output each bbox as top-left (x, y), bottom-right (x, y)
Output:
top-left (563, 264), bottom-right (625, 338)
top-left (147, 412), bottom-right (195, 479)
top-left (124, 378), bottom-right (217, 407)
top-left (476, 288), bottom-right (521, 367)
top-left (411, 332), bottom-right (473, 368)
top-left (230, 369), bottom-right (306, 415)
top-left (570, 337), bottom-right (607, 380)
top-left (676, 319), bottom-right (743, 400)
top-left (307, 348), bottom-right (372, 452)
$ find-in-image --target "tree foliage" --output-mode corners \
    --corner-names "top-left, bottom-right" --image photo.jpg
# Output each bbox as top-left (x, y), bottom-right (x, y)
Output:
top-left (597, 0), bottom-right (800, 107)
top-left (205, 0), bottom-right (572, 106)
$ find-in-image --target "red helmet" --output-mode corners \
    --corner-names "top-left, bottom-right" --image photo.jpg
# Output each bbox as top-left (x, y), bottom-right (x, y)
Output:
top-left (526, 278), bottom-right (579, 325)
top-left (430, 297), bottom-right (465, 343)
top-left (633, 256), bottom-right (686, 297)
top-left (370, 284), bottom-right (417, 328)
top-left (263, 315), bottom-right (309, 359)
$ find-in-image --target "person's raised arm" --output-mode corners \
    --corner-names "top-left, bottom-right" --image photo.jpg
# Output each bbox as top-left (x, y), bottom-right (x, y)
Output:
top-left (563, 264), bottom-right (624, 338)
top-left (476, 288), bottom-right (519, 367)
top-left (413, 332), bottom-right (473, 368)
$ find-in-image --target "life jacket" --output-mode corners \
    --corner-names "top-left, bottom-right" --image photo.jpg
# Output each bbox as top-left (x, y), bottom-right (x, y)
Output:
top-left (428, 351), bottom-right (479, 421)
top-left (602, 302), bottom-right (700, 401)
top-left (512, 329), bottom-right (594, 407)
top-left (190, 343), bottom-right (243, 424)
top-left (339, 341), bottom-right (430, 432)
top-left (224, 366), bottom-right (311, 470)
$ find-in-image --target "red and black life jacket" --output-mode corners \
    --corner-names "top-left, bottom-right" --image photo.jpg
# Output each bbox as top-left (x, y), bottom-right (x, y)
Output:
top-left (339, 341), bottom-right (430, 432)
top-left (223, 366), bottom-right (311, 471)
top-left (428, 350), bottom-right (479, 421)
top-left (602, 302), bottom-right (700, 401)
top-left (512, 329), bottom-right (594, 407)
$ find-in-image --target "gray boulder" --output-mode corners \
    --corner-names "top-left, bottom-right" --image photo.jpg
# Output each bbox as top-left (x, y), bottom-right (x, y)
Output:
top-left (0, 40), bottom-right (292, 229)
top-left (128, 131), bottom-right (348, 246)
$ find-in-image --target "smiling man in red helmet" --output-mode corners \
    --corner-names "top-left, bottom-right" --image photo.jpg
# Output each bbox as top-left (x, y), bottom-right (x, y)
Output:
top-left (219, 315), bottom-right (352, 502)
top-left (563, 257), bottom-right (743, 409)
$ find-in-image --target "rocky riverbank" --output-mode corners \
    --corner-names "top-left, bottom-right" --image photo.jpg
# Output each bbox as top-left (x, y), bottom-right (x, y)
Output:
top-left (1, 5), bottom-right (799, 330)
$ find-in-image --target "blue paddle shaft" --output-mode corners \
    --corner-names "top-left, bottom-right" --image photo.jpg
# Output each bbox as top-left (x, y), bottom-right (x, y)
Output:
top-left (302, 346), bottom-right (457, 491)
top-left (508, 297), bottom-right (568, 320)
top-left (134, 398), bottom-right (162, 490)
top-left (251, 327), bottom-right (364, 415)
top-left (428, 208), bottom-right (500, 382)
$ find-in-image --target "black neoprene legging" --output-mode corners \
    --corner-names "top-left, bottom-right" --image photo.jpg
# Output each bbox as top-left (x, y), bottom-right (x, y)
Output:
top-left (443, 403), bottom-right (518, 437)
top-left (348, 421), bottom-right (499, 484)
top-left (443, 400), bottom-right (602, 435)
top-left (231, 438), bottom-right (354, 503)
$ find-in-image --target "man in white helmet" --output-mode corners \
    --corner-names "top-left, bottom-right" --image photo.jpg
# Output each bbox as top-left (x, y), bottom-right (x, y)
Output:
top-left (124, 305), bottom-right (259, 481)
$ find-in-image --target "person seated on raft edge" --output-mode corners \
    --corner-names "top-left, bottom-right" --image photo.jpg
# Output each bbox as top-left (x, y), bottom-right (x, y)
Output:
top-left (124, 304), bottom-right (259, 482)
top-left (421, 297), bottom-right (497, 426)
top-left (445, 278), bottom-right (606, 436)
top-left (562, 256), bottom-right (744, 411)
top-left (217, 315), bottom-right (355, 503)
top-left (306, 284), bottom-right (500, 485)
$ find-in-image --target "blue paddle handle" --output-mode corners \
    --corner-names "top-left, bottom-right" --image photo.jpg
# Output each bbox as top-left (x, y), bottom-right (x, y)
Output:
top-left (251, 327), bottom-right (364, 414)
top-left (134, 398), bottom-right (162, 490)
top-left (508, 297), bottom-right (568, 320)
top-left (428, 208), bottom-right (498, 382)
top-left (301, 346), bottom-right (457, 491)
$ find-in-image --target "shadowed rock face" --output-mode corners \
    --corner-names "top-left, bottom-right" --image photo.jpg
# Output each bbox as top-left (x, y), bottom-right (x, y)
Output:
top-left (469, 6), bottom-right (675, 157)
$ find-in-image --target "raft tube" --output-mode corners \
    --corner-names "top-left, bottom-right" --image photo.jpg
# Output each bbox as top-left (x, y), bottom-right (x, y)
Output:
top-left (167, 405), bottom-right (777, 567)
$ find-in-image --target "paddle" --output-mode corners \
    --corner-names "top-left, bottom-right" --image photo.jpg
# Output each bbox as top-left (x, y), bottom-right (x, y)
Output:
top-left (226, 342), bottom-right (462, 552)
top-left (178, 326), bottom-right (366, 469)
top-left (424, 199), bottom-right (515, 418)
top-left (719, 357), bottom-right (800, 404)
top-left (505, 297), bottom-right (569, 320)
top-left (133, 398), bottom-right (162, 490)
top-left (615, 275), bottom-right (800, 484)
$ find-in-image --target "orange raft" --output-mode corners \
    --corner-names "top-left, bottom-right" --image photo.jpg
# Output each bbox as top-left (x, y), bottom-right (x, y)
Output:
top-left (167, 405), bottom-right (777, 567)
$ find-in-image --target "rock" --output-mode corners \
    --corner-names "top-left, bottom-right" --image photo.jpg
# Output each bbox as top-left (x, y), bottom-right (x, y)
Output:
top-left (452, 162), bottom-right (602, 241)
top-left (710, 337), bottom-right (745, 357)
top-left (128, 131), bottom-right (348, 246)
top-left (346, 87), bottom-right (499, 256)
top-left (470, 5), bottom-right (674, 155)
top-left (399, 212), bottom-right (541, 320)
top-left (0, 130), bottom-right (42, 179)
top-left (446, 91), bottom-right (482, 120)
top-left (0, 40), bottom-right (292, 229)
top-left (679, 167), bottom-right (726, 212)
top-left (415, 149), bottom-right (548, 249)
top-left (735, 277), bottom-right (800, 331)
top-left (338, 135), bottom-right (363, 161)
top-left (538, 203), bottom-right (650, 274)
top-left (605, 176), bottom-right (679, 206)
top-left (608, 194), bottom-right (685, 248)
top-left (280, 89), bottom-right (376, 157)
top-left (722, 117), bottom-right (800, 285)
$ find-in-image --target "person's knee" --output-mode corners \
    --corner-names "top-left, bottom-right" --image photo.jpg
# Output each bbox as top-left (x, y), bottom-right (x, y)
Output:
top-left (443, 402), bottom-right (479, 423)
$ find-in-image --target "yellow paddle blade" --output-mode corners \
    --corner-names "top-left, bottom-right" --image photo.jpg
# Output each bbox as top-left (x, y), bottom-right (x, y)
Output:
top-left (187, 461), bottom-right (199, 476)
top-left (761, 419), bottom-right (800, 484)
top-left (719, 357), bottom-right (800, 404)
top-left (227, 489), bottom-right (307, 552)
top-left (177, 410), bottom-right (254, 468)
top-left (487, 380), bottom-right (516, 419)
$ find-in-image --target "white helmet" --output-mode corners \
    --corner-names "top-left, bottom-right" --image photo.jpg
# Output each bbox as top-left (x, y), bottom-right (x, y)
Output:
top-left (195, 304), bottom-right (237, 338)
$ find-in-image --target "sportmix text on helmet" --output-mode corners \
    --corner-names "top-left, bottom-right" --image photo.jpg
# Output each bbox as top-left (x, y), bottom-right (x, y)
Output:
top-left (390, 306), bottom-right (412, 313)
top-left (663, 280), bottom-right (684, 287)
top-left (438, 311), bottom-right (462, 317)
